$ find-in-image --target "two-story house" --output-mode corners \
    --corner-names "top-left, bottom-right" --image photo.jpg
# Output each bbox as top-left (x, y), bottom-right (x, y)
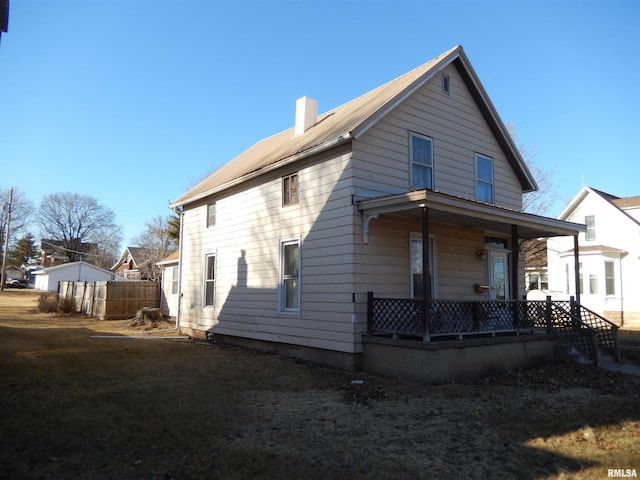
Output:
top-left (547, 186), bottom-right (640, 329)
top-left (171, 46), bottom-right (588, 381)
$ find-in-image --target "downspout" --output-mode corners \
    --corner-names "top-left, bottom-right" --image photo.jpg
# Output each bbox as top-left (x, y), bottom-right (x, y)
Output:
top-left (172, 206), bottom-right (185, 332)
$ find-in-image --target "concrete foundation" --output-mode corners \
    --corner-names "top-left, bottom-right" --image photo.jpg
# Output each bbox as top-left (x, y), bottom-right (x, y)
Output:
top-left (362, 333), bottom-right (560, 384)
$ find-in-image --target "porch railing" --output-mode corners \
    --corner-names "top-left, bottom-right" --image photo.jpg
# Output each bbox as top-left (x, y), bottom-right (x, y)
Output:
top-left (545, 299), bottom-right (620, 364)
top-left (367, 293), bottom-right (620, 365)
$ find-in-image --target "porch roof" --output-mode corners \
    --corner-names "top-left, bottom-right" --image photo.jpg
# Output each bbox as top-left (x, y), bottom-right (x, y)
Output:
top-left (358, 189), bottom-right (586, 241)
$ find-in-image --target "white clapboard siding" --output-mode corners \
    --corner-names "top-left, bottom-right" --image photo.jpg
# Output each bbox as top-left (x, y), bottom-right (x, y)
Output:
top-left (352, 64), bottom-right (523, 211)
top-left (179, 150), bottom-right (360, 353)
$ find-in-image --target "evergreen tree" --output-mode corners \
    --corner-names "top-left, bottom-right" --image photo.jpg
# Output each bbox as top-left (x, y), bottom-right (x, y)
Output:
top-left (8, 233), bottom-right (38, 266)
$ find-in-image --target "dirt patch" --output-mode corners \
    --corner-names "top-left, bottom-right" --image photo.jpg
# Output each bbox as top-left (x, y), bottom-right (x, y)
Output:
top-left (1, 290), bottom-right (639, 479)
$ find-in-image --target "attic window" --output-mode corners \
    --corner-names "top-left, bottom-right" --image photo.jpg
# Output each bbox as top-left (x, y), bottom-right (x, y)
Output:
top-left (442, 74), bottom-right (450, 95)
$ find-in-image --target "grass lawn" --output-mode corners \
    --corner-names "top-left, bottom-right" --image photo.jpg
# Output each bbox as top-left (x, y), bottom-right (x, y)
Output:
top-left (1, 289), bottom-right (639, 479)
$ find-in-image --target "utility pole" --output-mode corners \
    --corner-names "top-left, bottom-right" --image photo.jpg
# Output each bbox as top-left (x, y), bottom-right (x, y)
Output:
top-left (1, 187), bottom-right (13, 291)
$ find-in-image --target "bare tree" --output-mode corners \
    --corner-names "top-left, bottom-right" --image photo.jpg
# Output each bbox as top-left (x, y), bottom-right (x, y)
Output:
top-left (132, 216), bottom-right (178, 281)
top-left (506, 122), bottom-right (560, 217)
top-left (0, 188), bottom-right (34, 261)
top-left (507, 122), bottom-right (559, 288)
top-left (39, 192), bottom-right (122, 265)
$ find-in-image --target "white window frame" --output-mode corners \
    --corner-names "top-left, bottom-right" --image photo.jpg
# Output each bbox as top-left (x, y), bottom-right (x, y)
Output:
top-left (605, 260), bottom-right (615, 296)
top-left (410, 132), bottom-right (434, 190)
top-left (171, 265), bottom-right (179, 295)
top-left (207, 203), bottom-right (216, 228)
top-left (585, 215), bottom-right (596, 241)
top-left (475, 153), bottom-right (494, 204)
top-left (409, 232), bottom-right (437, 299)
top-left (203, 252), bottom-right (216, 308)
top-left (279, 237), bottom-right (301, 314)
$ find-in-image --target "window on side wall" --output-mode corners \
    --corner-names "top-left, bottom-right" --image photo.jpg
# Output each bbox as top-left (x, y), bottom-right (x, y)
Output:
top-left (204, 253), bottom-right (216, 307)
top-left (171, 265), bottom-right (179, 295)
top-left (476, 154), bottom-right (494, 204)
top-left (282, 173), bottom-right (298, 206)
top-left (585, 215), bottom-right (596, 241)
top-left (605, 261), bottom-right (615, 295)
top-left (280, 239), bottom-right (300, 313)
top-left (410, 133), bottom-right (433, 189)
top-left (207, 203), bottom-right (216, 227)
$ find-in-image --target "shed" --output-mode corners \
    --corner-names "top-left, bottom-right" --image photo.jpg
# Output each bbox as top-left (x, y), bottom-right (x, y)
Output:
top-left (34, 261), bottom-right (116, 292)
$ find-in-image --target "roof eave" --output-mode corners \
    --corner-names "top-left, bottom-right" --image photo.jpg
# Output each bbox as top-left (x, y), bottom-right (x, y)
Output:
top-left (453, 51), bottom-right (538, 193)
top-left (171, 134), bottom-right (352, 208)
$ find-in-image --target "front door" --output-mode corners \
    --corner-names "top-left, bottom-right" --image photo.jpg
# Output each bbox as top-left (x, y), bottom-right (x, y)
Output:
top-left (487, 250), bottom-right (510, 300)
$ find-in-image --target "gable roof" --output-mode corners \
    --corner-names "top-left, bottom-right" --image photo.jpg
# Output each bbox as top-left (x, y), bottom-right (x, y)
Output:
top-left (111, 246), bottom-right (147, 271)
top-left (172, 45), bottom-right (537, 208)
top-left (35, 261), bottom-right (115, 277)
top-left (559, 186), bottom-right (640, 228)
top-left (612, 195), bottom-right (640, 209)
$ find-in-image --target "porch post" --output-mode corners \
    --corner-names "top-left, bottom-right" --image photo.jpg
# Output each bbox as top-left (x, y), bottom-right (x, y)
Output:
top-left (422, 205), bottom-right (431, 341)
top-left (511, 225), bottom-right (520, 329)
top-left (573, 235), bottom-right (581, 306)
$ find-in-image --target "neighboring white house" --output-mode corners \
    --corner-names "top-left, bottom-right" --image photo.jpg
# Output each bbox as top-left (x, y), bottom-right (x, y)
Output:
top-left (34, 261), bottom-right (115, 292)
top-left (547, 186), bottom-right (640, 328)
top-left (157, 251), bottom-right (179, 318)
top-left (170, 45), bottom-right (584, 371)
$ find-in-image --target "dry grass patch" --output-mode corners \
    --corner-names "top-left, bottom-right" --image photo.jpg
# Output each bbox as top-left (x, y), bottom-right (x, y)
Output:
top-left (1, 290), bottom-right (639, 479)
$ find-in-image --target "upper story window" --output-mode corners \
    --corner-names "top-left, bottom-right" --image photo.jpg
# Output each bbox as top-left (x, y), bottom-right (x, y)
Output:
top-left (475, 153), bottom-right (494, 204)
top-left (207, 203), bottom-right (216, 227)
top-left (585, 215), bottom-right (596, 241)
top-left (410, 133), bottom-right (433, 189)
top-left (283, 173), bottom-right (298, 206)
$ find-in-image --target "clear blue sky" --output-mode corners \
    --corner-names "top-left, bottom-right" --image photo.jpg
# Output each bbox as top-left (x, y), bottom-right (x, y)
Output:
top-left (1, 0), bottom-right (638, 246)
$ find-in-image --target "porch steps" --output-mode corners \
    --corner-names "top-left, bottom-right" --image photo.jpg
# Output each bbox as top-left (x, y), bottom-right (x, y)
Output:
top-left (555, 343), bottom-right (640, 376)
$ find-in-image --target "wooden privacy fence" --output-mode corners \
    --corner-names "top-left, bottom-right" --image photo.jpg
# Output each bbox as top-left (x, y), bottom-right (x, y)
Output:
top-left (58, 281), bottom-right (159, 320)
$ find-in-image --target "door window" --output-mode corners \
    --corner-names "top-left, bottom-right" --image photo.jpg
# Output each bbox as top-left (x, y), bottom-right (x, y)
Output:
top-left (488, 250), bottom-right (509, 300)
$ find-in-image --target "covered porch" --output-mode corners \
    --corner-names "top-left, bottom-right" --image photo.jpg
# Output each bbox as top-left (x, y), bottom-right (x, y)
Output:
top-left (357, 190), bottom-right (620, 380)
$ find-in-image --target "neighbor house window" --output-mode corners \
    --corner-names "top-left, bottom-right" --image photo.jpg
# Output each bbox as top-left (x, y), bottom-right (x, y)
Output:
top-left (204, 253), bottom-right (216, 307)
top-left (280, 239), bottom-right (300, 312)
top-left (410, 133), bottom-right (433, 189)
top-left (171, 266), bottom-right (179, 295)
top-left (605, 261), bottom-right (615, 295)
top-left (589, 273), bottom-right (598, 294)
top-left (476, 154), bottom-right (494, 204)
top-left (207, 203), bottom-right (216, 227)
top-left (283, 173), bottom-right (298, 205)
top-left (578, 263), bottom-right (583, 294)
top-left (585, 215), bottom-right (596, 241)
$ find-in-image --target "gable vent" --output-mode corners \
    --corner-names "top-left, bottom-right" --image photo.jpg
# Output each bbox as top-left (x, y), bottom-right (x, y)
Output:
top-left (294, 96), bottom-right (317, 136)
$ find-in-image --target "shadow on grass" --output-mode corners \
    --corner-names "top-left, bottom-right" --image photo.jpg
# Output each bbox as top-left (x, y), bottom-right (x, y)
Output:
top-left (0, 321), bottom-right (639, 478)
